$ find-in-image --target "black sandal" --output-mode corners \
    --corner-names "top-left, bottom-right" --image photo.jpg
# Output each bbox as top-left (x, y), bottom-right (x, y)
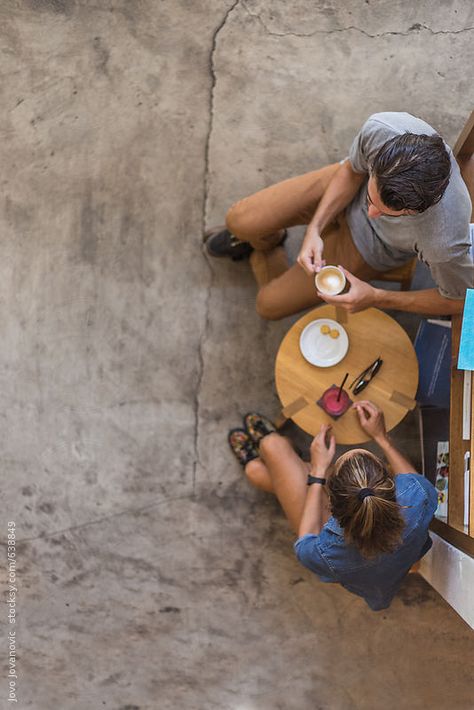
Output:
top-left (243, 412), bottom-right (277, 446)
top-left (228, 428), bottom-right (259, 467)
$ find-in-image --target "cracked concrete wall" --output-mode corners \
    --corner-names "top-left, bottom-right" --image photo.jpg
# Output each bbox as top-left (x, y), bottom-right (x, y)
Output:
top-left (1, 1), bottom-right (474, 709)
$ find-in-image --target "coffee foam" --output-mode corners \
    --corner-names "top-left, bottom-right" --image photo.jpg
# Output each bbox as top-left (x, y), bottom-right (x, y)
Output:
top-left (315, 266), bottom-right (345, 295)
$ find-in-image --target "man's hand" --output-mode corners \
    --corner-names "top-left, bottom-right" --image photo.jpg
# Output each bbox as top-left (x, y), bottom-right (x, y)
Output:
top-left (353, 400), bottom-right (387, 442)
top-left (317, 266), bottom-right (377, 313)
top-left (310, 424), bottom-right (336, 476)
top-left (297, 227), bottom-right (325, 276)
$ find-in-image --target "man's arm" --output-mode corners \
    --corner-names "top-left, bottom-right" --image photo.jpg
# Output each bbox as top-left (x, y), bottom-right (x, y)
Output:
top-left (320, 268), bottom-right (465, 316)
top-left (297, 160), bottom-right (366, 275)
top-left (373, 286), bottom-right (464, 316)
top-left (308, 160), bottom-right (366, 234)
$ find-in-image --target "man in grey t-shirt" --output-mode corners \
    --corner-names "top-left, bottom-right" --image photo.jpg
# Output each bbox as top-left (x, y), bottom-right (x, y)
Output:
top-left (205, 111), bottom-right (473, 319)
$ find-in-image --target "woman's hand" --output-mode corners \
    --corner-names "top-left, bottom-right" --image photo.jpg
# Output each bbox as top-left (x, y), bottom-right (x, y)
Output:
top-left (310, 424), bottom-right (336, 476)
top-left (297, 226), bottom-right (325, 276)
top-left (353, 400), bottom-right (387, 442)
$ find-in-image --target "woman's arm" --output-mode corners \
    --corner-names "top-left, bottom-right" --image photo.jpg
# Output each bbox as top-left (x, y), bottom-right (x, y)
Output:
top-left (353, 400), bottom-right (417, 473)
top-left (374, 433), bottom-right (417, 474)
top-left (298, 484), bottom-right (329, 538)
top-left (297, 424), bottom-right (335, 537)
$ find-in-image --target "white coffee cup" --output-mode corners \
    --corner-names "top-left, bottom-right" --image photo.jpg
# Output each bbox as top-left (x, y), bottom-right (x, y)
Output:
top-left (315, 265), bottom-right (346, 296)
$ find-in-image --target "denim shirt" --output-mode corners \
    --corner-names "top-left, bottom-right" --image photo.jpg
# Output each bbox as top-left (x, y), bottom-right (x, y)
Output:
top-left (294, 474), bottom-right (438, 611)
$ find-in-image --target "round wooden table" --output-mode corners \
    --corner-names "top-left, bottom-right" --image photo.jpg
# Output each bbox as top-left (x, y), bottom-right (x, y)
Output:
top-left (275, 304), bottom-right (419, 444)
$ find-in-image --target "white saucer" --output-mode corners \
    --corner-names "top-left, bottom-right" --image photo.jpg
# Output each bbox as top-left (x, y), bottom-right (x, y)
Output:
top-left (299, 318), bottom-right (349, 367)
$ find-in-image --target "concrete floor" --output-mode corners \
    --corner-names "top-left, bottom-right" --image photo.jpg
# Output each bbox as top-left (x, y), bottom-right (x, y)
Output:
top-left (1, 1), bottom-right (474, 708)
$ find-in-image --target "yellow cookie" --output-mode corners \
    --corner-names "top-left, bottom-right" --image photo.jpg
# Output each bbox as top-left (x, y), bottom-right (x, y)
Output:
top-left (329, 328), bottom-right (340, 339)
top-left (320, 324), bottom-right (330, 335)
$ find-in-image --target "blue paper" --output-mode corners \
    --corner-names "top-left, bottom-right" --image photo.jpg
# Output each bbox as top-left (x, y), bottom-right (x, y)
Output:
top-left (458, 289), bottom-right (474, 371)
top-left (415, 321), bottom-right (451, 407)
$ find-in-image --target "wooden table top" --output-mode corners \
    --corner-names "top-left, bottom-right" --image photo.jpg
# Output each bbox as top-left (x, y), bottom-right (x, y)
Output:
top-left (275, 304), bottom-right (419, 444)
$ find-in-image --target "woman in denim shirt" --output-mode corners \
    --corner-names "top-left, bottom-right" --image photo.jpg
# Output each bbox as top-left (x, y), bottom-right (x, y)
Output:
top-left (229, 401), bottom-right (438, 611)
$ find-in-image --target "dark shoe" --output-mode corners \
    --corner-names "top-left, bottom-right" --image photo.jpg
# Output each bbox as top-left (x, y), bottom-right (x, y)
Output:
top-left (244, 412), bottom-right (277, 446)
top-left (228, 428), bottom-right (259, 467)
top-left (204, 226), bottom-right (288, 262)
top-left (204, 227), bottom-right (253, 261)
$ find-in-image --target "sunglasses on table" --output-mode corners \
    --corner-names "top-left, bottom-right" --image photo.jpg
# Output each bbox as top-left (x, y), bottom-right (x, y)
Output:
top-left (349, 357), bottom-right (383, 395)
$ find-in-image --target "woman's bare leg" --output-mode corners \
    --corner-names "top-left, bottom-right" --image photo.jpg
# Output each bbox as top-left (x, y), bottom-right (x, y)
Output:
top-left (257, 434), bottom-right (311, 533)
top-left (244, 434), bottom-right (332, 533)
top-left (245, 458), bottom-right (274, 493)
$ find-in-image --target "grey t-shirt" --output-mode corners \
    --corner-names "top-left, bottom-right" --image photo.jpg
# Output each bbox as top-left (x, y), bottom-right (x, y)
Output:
top-left (345, 112), bottom-right (473, 299)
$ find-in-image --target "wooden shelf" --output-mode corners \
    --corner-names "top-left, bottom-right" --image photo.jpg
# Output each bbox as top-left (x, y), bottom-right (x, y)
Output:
top-left (434, 110), bottom-right (474, 551)
top-left (448, 315), bottom-right (471, 531)
top-left (430, 518), bottom-right (474, 558)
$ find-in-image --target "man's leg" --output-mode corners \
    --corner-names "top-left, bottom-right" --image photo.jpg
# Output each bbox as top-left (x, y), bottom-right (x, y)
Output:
top-left (206, 165), bottom-right (338, 275)
top-left (225, 163), bottom-right (341, 289)
top-left (248, 246), bottom-right (290, 287)
top-left (247, 433), bottom-right (331, 533)
top-left (224, 164), bottom-right (382, 319)
top-left (226, 163), bottom-right (341, 250)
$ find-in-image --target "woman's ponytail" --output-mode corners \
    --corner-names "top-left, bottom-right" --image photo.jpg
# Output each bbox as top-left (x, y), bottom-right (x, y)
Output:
top-left (327, 450), bottom-right (405, 558)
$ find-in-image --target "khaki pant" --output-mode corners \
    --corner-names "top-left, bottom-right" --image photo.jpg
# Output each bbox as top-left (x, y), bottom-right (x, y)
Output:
top-left (225, 163), bottom-right (382, 320)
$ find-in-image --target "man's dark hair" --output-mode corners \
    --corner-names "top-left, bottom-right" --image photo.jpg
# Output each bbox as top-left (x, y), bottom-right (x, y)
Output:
top-left (370, 133), bottom-right (451, 213)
